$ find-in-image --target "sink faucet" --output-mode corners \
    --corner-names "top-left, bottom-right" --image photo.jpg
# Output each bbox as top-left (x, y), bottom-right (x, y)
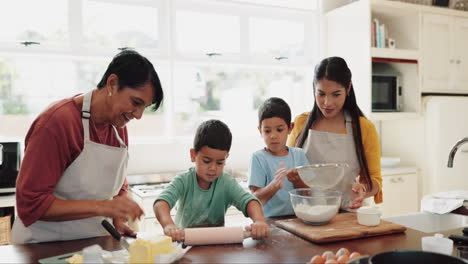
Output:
top-left (447, 137), bottom-right (468, 167)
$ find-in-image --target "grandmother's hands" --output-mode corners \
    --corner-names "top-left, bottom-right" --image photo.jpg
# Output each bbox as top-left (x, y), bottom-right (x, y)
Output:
top-left (98, 196), bottom-right (144, 222)
top-left (113, 217), bottom-right (137, 237)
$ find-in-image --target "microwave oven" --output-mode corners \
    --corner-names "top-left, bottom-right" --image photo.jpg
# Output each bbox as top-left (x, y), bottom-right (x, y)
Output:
top-left (0, 142), bottom-right (20, 194)
top-left (372, 74), bottom-right (402, 112)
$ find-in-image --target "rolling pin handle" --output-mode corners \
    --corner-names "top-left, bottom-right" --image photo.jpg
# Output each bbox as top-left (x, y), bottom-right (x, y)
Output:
top-left (243, 230), bottom-right (252, 238)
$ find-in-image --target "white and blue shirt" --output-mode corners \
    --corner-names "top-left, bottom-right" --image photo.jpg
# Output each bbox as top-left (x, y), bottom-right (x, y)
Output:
top-left (248, 147), bottom-right (309, 217)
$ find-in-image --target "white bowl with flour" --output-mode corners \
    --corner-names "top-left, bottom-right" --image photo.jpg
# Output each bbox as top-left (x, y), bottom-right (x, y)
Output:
top-left (289, 188), bottom-right (342, 225)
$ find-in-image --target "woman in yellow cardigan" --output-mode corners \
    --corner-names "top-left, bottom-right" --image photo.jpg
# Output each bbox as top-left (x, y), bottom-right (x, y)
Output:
top-left (287, 57), bottom-right (382, 210)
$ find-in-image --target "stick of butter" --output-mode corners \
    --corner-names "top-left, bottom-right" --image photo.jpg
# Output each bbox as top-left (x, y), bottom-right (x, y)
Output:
top-left (65, 254), bottom-right (83, 264)
top-left (129, 236), bottom-right (173, 264)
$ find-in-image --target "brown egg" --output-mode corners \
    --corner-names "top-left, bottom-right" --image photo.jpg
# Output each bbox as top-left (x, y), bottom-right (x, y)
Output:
top-left (324, 259), bottom-right (338, 264)
top-left (309, 255), bottom-right (326, 264)
top-left (336, 255), bottom-right (349, 264)
top-left (322, 251), bottom-right (336, 260)
top-left (349, 252), bottom-right (362, 260)
top-left (336, 248), bottom-right (350, 257)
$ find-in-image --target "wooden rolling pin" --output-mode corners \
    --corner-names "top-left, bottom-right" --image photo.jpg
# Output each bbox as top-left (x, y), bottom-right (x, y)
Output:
top-left (184, 226), bottom-right (251, 245)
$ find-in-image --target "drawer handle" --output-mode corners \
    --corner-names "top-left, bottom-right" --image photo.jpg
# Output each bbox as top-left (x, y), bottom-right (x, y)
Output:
top-left (390, 177), bottom-right (405, 183)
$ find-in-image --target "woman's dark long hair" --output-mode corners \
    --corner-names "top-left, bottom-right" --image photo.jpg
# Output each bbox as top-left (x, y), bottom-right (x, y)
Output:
top-left (295, 56), bottom-right (373, 191)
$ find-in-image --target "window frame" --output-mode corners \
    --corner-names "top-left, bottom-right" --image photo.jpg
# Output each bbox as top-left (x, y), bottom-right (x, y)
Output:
top-left (0, 0), bottom-right (321, 142)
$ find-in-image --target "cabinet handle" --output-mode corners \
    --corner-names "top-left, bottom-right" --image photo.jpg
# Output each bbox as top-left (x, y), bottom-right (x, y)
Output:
top-left (390, 178), bottom-right (399, 183)
top-left (456, 60), bottom-right (461, 64)
top-left (450, 59), bottom-right (455, 63)
top-left (398, 177), bottom-right (405, 183)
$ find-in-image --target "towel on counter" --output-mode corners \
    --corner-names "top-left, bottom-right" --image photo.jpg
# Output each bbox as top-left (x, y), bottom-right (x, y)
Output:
top-left (421, 190), bottom-right (468, 214)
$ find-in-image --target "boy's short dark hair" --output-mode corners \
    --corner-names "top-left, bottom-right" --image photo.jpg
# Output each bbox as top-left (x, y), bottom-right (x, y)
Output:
top-left (193, 119), bottom-right (232, 153)
top-left (258, 97), bottom-right (291, 127)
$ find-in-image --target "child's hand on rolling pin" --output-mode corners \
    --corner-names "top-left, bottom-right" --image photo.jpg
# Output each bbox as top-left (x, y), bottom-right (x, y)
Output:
top-left (247, 220), bottom-right (270, 240)
top-left (163, 224), bottom-right (185, 242)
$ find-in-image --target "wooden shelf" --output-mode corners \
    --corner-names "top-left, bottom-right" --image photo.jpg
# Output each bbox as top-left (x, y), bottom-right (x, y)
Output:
top-left (371, 48), bottom-right (419, 61)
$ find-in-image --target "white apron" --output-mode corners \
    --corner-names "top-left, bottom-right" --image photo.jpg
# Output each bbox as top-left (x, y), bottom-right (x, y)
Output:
top-left (12, 91), bottom-right (128, 243)
top-left (303, 114), bottom-right (360, 210)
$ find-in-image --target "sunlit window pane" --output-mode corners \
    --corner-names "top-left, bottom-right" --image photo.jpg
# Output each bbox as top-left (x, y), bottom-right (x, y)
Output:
top-left (250, 18), bottom-right (305, 60)
top-left (83, 1), bottom-right (159, 50)
top-left (176, 11), bottom-right (240, 54)
top-left (0, 0), bottom-right (68, 45)
top-left (173, 64), bottom-right (306, 137)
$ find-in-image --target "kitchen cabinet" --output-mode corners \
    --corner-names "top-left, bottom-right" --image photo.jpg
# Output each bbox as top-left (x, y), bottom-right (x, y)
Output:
top-left (325, 0), bottom-right (421, 120)
top-left (326, 0), bottom-right (468, 120)
top-left (421, 14), bottom-right (468, 93)
top-left (378, 169), bottom-right (419, 218)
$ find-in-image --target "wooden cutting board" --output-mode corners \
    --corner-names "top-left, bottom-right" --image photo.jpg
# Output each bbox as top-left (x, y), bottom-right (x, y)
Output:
top-left (275, 212), bottom-right (406, 243)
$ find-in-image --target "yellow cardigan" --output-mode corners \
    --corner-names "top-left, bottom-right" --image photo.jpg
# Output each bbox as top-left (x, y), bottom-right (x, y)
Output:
top-left (287, 112), bottom-right (383, 204)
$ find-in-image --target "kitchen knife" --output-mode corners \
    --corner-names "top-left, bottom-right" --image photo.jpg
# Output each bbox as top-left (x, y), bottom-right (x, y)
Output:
top-left (101, 219), bottom-right (130, 250)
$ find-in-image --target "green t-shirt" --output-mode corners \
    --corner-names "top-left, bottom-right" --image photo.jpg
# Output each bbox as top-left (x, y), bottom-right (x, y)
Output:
top-left (156, 167), bottom-right (259, 228)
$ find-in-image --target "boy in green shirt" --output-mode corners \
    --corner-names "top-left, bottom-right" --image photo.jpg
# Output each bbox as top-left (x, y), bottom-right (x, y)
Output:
top-left (154, 119), bottom-right (269, 242)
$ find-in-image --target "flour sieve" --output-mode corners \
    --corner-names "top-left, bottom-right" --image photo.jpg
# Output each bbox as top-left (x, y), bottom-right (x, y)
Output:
top-left (296, 163), bottom-right (349, 190)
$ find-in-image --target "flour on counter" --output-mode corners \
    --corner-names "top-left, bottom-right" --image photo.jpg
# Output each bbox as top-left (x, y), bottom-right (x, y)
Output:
top-left (294, 204), bottom-right (338, 223)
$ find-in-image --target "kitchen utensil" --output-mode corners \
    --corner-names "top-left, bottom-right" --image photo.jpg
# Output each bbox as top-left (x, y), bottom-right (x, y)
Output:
top-left (369, 250), bottom-right (466, 264)
top-left (357, 207), bottom-right (382, 226)
top-left (184, 226), bottom-right (251, 246)
top-left (295, 163), bottom-right (347, 190)
top-left (289, 188), bottom-right (342, 225)
top-left (275, 212), bottom-right (406, 244)
top-left (449, 234), bottom-right (468, 244)
top-left (457, 246), bottom-right (468, 260)
top-left (101, 220), bottom-right (130, 250)
top-left (38, 251), bottom-right (83, 264)
top-left (421, 233), bottom-right (453, 255)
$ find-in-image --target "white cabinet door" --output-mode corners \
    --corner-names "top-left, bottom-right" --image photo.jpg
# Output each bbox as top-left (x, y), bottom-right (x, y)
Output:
top-left (453, 17), bottom-right (468, 92)
top-left (380, 173), bottom-right (418, 217)
top-left (421, 14), bottom-right (453, 93)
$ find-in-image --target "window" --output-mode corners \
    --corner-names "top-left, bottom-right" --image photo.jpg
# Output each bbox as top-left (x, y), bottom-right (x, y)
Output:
top-left (175, 10), bottom-right (241, 56)
top-left (0, 0), bottom-right (69, 46)
top-left (250, 17), bottom-right (305, 62)
top-left (83, 0), bottom-right (160, 51)
top-left (0, 0), bottom-right (319, 142)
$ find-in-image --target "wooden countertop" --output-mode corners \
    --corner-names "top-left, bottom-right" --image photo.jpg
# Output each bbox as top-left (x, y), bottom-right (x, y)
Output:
top-left (0, 217), bottom-right (466, 264)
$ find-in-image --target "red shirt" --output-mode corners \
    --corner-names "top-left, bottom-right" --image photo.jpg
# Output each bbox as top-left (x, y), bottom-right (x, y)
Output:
top-left (16, 97), bottom-right (129, 227)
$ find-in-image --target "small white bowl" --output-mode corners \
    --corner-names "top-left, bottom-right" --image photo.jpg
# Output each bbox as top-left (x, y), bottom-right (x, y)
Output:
top-left (357, 207), bottom-right (381, 226)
